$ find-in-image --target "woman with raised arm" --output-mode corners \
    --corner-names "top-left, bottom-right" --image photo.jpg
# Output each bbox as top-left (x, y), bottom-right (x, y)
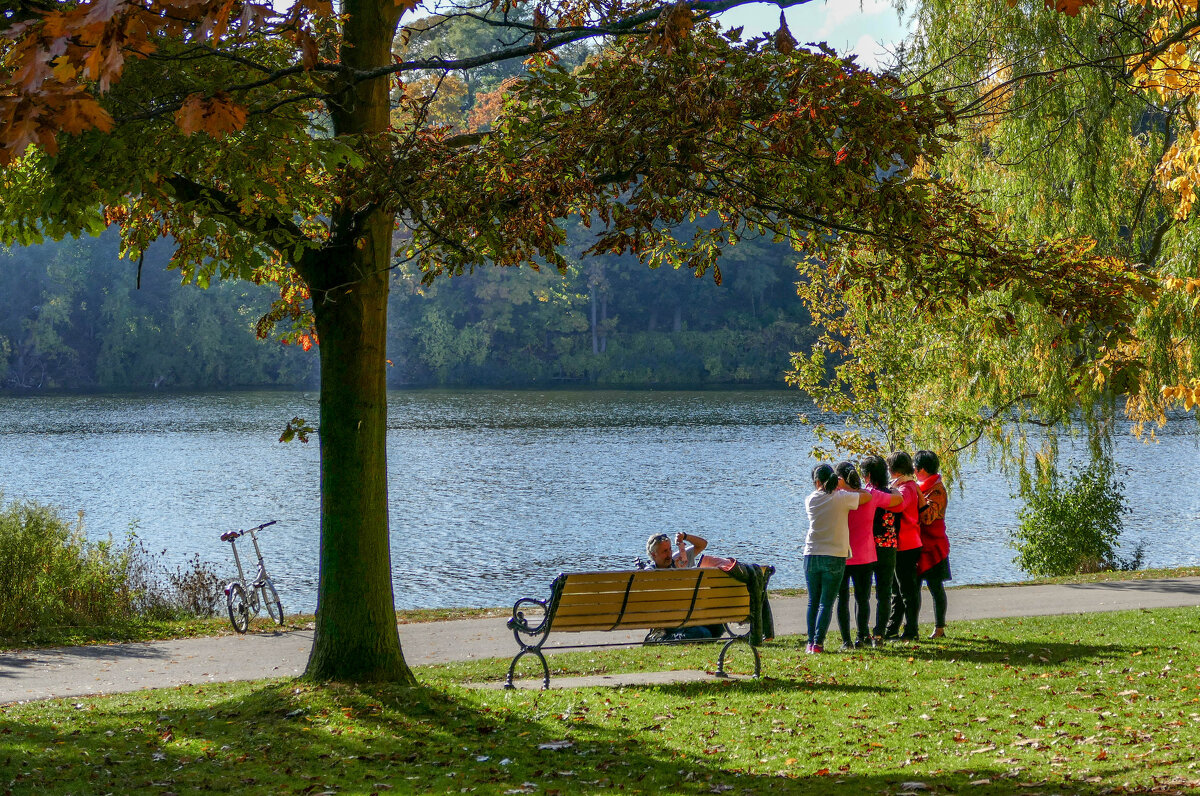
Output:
top-left (803, 463), bottom-right (873, 654)
top-left (834, 461), bottom-right (902, 649)
top-left (884, 451), bottom-right (924, 642)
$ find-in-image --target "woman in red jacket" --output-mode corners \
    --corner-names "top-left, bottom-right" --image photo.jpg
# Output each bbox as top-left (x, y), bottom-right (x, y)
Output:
top-left (915, 449), bottom-right (951, 639)
top-left (883, 450), bottom-right (923, 641)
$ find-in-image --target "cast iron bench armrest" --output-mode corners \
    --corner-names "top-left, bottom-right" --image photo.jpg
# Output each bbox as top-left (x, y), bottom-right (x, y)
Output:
top-left (504, 568), bottom-right (766, 689)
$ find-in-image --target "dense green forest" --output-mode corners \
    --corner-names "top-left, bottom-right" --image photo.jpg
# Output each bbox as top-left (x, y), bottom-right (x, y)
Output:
top-left (0, 11), bottom-right (817, 393)
top-left (0, 228), bottom-right (814, 390)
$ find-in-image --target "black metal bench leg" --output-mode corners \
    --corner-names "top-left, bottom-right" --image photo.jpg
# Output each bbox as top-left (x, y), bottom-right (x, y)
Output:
top-left (505, 648), bottom-right (551, 690)
top-left (716, 638), bottom-right (761, 679)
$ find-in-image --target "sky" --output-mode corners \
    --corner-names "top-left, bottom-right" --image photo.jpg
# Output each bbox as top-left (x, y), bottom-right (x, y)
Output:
top-left (717, 0), bottom-right (914, 71)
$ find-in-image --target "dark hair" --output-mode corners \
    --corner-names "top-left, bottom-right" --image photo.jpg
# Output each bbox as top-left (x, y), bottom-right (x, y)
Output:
top-left (859, 455), bottom-right (889, 490)
top-left (886, 450), bottom-right (914, 476)
top-left (913, 449), bottom-right (940, 475)
top-left (835, 461), bottom-right (861, 489)
top-left (811, 463), bottom-right (838, 493)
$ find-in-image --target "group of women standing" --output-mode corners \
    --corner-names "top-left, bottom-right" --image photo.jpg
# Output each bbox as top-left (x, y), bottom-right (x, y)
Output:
top-left (801, 450), bottom-right (951, 653)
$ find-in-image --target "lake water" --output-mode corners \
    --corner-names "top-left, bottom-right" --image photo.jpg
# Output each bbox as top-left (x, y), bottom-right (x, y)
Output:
top-left (0, 390), bottom-right (1197, 613)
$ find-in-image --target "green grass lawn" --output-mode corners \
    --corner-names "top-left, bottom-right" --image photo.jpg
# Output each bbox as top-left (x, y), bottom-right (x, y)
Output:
top-left (3, 606), bottom-right (1199, 794)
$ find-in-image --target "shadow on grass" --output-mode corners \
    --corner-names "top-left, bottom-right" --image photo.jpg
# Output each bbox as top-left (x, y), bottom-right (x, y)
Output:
top-left (860, 634), bottom-right (1137, 667)
top-left (0, 678), bottom-right (1178, 795)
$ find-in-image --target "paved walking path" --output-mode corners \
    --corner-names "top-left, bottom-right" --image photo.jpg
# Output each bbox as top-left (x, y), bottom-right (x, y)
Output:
top-left (3, 577), bottom-right (1200, 704)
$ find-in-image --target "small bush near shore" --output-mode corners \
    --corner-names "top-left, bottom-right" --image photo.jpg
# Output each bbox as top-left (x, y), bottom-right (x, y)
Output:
top-left (1011, 458), bottom-right (1143, 577)
top-left (0, 496), bottom-right (223, 636)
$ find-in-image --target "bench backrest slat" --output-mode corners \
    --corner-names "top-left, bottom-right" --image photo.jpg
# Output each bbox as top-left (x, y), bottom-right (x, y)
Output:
top-left (546, 569), bottom-right (751, 633)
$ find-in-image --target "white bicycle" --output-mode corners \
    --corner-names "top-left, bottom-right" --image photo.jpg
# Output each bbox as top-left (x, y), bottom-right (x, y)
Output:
top-left (220, 520), bottom-right (285, 633)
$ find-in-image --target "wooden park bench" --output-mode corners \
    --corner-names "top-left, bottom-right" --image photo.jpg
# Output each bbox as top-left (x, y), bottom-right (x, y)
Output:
top-left (504, 568), bottom-right (771, 689)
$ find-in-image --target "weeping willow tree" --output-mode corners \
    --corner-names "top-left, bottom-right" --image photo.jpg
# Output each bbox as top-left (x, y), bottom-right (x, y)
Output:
top-left (787, 246), bottom-right (1132, 484)
top-left (900, 0), bottom-right (1200, 434)
top-left (787, 0), bottom-right (1200, 482)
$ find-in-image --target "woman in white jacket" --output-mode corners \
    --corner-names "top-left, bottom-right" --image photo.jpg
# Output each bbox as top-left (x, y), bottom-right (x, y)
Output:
top-left (804, 463), bottom-right (872, 653)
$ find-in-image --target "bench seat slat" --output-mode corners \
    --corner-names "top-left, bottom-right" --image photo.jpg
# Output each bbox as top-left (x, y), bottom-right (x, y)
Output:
top-left (555, 591), bottom-right (633, 608)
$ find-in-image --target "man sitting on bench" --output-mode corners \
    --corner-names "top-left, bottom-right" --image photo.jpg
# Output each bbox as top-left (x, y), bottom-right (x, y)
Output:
top-left (641, 532), bottom-right (743, 642)
top-left (641, 532), bottom-right (775, 645)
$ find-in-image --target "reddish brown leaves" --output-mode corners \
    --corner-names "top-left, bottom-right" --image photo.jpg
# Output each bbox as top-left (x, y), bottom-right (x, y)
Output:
top-left (0, 0), bottom-right (330, 161)
top-left (1045, 0), bottom-right (1095, 16)
top-left (651, 2), bottom-right (694, 56)
top-left (175, 92), bottom-right (249, 137)
top-left (773, 13), bottom-right (797, 55)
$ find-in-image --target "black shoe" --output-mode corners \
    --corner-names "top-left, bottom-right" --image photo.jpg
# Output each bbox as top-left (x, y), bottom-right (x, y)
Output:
top-left (883, 629), bottom-right (900, 640)
top-left (898, 633), bottom-right (919, 642)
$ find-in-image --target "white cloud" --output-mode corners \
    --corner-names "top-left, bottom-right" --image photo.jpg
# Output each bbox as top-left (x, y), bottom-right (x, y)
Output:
top-left (819, 0), bottom-right (897, 37)
top-left (848, 33), bottom-right (891, 71)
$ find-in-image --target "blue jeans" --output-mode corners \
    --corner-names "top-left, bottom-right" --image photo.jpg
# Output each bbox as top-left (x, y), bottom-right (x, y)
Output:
top-left (805, 555), bottom-right (846, 646)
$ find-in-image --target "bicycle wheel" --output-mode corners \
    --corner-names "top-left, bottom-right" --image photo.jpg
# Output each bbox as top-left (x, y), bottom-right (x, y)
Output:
top-left (226, 582), bottom-right (251, 633)
top-left (260, 579), bottom-right (284, 625)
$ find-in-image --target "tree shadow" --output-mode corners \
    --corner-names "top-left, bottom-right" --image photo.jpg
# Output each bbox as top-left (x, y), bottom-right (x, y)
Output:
top-left (861, 634), bottom-right (1137, 666)
top-left (0, 678), bottom-right (1173, 794)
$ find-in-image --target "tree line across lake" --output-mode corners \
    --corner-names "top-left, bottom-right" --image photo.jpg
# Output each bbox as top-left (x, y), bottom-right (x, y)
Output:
top-left (0, 227), bottom-right (816, 392)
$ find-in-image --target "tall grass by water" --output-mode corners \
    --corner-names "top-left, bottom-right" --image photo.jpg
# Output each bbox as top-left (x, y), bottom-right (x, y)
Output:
top-left (0, 496), bottom-right (224, 640)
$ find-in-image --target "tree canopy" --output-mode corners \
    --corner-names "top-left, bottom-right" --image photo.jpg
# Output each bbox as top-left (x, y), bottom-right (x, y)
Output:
top-left (0, 0), bottom-right (1150, 681)
top-left (901, 0), bottom-right (1200, 437)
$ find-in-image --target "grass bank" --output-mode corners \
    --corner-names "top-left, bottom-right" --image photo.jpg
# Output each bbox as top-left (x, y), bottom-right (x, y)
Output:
top-left (3, 606), bottom-right (1199, 794)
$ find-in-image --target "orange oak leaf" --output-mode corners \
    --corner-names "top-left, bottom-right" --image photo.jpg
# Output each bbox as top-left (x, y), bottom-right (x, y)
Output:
top-left (57, 96), bottom-right (116, 135)
top-left (1046, 0), bottom-right (1095, 16)
top-left (174, 91), bottom-right (249, 136)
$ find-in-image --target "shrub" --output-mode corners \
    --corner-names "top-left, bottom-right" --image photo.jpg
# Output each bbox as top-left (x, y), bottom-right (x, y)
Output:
top-left (1010, 458), bottom-right (1141, 577)
top-left (0, 496), bottom-right (224, 636)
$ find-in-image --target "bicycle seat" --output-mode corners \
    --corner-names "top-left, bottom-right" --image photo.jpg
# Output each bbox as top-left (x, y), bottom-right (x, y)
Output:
top-left (220, 530), bottom-right (240, 541)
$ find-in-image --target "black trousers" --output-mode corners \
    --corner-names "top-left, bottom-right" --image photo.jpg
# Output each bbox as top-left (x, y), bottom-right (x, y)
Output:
top-left (836, 562), bottom-right (875, 643)
top-left (887, 547), bottom-right (922, 638)
top-left (871, 547), bottom-right (897, 638)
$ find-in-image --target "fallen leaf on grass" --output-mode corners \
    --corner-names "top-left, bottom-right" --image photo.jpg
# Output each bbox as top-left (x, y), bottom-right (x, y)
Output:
top-left (969, 779), bottom-right (991, 786)
top-left (538, 740), bottom-right (573, 750)
top-left (899, 782), bottom-right (930, 791)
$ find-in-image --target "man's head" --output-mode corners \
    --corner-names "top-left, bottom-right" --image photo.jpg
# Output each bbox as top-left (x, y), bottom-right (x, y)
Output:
top-left (646, 533), bottom-right (672, 568)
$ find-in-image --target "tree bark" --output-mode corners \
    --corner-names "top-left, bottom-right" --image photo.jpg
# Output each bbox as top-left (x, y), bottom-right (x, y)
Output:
top-left (300, 0), bottom-right (413, 682)
top-left (304, 232), bottom-right (414, 683)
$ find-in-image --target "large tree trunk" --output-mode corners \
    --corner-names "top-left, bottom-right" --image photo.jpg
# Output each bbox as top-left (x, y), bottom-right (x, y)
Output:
top-left (304, 233), bottom-right (413, 683)
top-left (301, 0), bottom-right (412, 682)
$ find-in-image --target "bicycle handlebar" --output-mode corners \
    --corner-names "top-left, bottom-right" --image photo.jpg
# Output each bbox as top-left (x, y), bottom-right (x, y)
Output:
top-left (220, 520), bottom-right (278, 542)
